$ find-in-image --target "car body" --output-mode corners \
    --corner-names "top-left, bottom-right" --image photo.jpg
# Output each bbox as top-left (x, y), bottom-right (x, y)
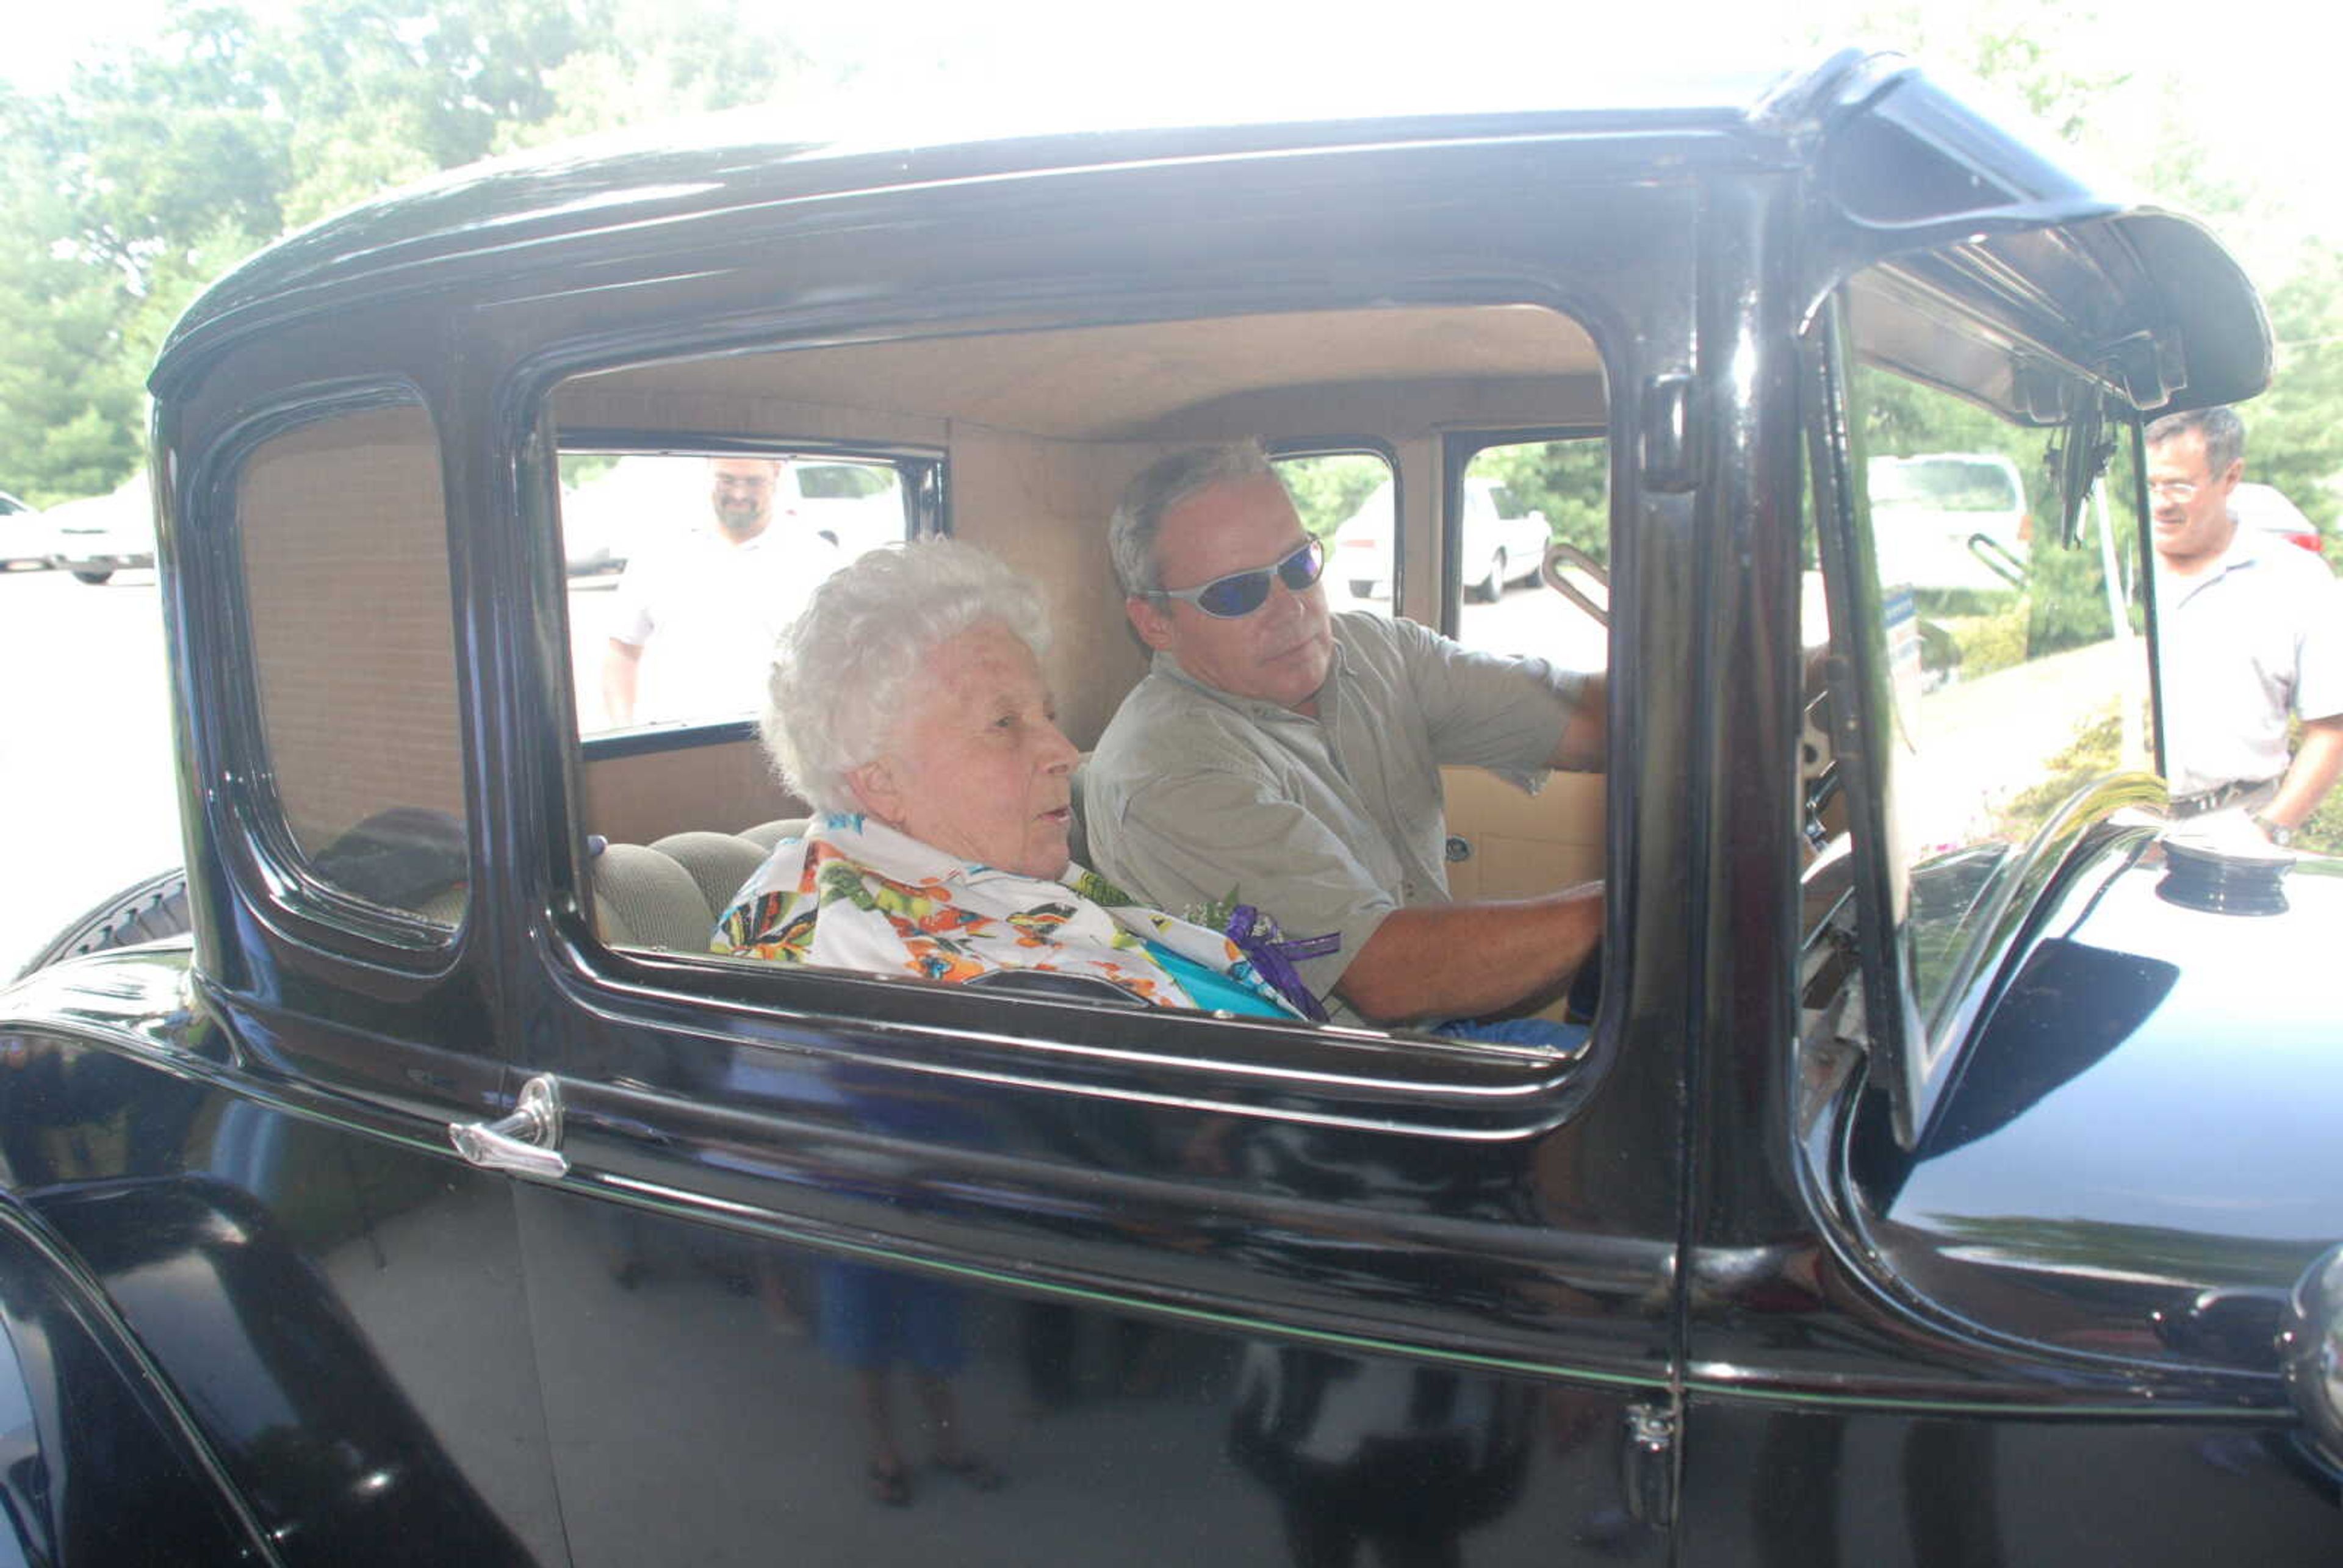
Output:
top-left (1334, 474), bottom-right (1551, 602)
top-left (43, 473), bottom-right (154, 583)
top-left (1867, 451), bottom-right (2032, 593)
top-left (0, 491), bottom-right (56, 571)
top-left (2230, 480), bottom-right (2325, 553)
top-left (2, 50), bottom-right (2339, 1567)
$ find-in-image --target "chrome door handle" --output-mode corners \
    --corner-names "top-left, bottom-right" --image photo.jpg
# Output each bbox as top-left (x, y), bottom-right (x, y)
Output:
top-left (450, 1075), bottom-right (569, 1179)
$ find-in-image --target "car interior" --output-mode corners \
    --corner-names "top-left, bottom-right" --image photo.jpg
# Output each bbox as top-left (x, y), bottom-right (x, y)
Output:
top-left (548, 301), bottom-right (1616, 1018)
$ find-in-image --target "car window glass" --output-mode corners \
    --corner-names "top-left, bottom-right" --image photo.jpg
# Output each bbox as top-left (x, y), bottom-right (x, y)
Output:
top-left (1831, 357), bottom-right (2153, 1035)
top-left (1453, 436), bottom-right (1608, 671)
top-left (239, 398), bottom-right (470, 928)
top-left (1276, 451), bottom-right (1394, 622)
top-left (563, 451), bottom-right (912, 735)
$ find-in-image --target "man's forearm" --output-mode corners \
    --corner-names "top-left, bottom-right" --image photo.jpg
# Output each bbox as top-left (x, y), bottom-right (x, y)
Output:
top-left (2267, 716), bottom-right (2343, 829)
top-left (600, 639), bottom-right (642, 727)
top-left (1549, 671), bottom-right (1607, 772)
top-left (1334, 883), bottom-right (1602, 1024)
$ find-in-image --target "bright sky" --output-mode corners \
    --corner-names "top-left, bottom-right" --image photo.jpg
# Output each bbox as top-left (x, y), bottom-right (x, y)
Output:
top-left (7, 0), bottom-right (2334, 280)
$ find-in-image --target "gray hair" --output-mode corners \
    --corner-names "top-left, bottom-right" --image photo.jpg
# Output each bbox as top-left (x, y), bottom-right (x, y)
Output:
top-left (2145, 405), bottom-right (2246, 475)
top-left (1108, 441), bottom-right (1280, 597)
top-left (763, 540), bottom-right (1052, 811)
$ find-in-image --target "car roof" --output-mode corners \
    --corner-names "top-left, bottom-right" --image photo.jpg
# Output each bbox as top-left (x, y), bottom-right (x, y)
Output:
top-left (154, 49), bottom-right (2270, 424)
top-left (2230, 480), bottom-right (2317, 534)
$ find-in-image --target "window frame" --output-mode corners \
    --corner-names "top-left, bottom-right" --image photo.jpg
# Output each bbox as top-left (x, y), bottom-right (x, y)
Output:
top-left (513, 298), bottom-right (1630, 1129)
top-left (1438, 426), bottom-right (1604, 639)
top-left (195, 379), bottom-right (474, 967)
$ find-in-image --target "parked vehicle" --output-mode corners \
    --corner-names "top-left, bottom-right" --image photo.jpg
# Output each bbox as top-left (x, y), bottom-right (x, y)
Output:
top-left (0, 491), bottom-right (56, 571)
top-left (43, 473), bottom-right (154, 583)
top-left (1866, 451), bottom-right (2032, 593)
top-left (1334, 474), bottom-right (1552, 602)
top-left (3, 50), bottom-right (2339, 1567)
top-left (2231, 480), bottom-right (2325, 553)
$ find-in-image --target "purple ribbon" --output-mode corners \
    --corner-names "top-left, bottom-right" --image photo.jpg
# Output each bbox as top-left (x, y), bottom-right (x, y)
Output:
top-left (1222, 905), bottom-right (1336, 1022)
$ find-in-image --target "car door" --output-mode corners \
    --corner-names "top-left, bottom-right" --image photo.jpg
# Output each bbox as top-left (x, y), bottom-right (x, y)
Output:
top-left (35, 383), bottom-right (575, 1566)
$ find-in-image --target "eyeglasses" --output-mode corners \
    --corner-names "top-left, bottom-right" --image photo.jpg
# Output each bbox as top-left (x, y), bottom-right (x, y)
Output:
top-left (2147, 480), bottom-right (2201, 501)
top-left (1155, 538), bottom-right (1326, 618)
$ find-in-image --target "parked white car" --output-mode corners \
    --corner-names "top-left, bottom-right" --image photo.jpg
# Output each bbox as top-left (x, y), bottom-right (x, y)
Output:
top-left (0, 491), bottom-right (57, 572)
top-left (1866, 451), bottom-right (2032, 594)
top-left (1334, 475), bottom-right (1552, 603)
top-left (2229, 481), bottom-right (2324, 554)
top-left (45, 474), bottom-right (154, 584)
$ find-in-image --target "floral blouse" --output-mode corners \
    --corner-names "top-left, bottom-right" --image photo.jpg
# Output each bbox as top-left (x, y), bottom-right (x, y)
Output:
top-left (711, 813), bottom-right (1305, 1017)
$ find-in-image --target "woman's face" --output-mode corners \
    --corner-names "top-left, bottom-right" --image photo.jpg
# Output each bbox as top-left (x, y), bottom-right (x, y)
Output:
top-left (852, 621), bottom-right (1081, 879)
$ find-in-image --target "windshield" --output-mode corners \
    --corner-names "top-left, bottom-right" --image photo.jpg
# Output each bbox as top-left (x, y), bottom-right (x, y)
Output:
top-left (1819, 335), bottom-right (2156, 1060)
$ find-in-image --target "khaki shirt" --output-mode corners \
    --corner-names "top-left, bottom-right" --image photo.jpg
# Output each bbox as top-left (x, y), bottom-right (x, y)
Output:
top-left (1082, 613), bottom-right (1586, 1023)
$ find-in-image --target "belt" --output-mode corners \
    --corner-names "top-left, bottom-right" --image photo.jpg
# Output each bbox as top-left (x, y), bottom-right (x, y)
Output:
top-left (2169, 777), bottom-right (2280, 818)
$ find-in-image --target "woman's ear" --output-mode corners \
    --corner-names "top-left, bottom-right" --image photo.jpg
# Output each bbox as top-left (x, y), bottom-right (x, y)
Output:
top-left (845, 758), bottom-right (902, 825)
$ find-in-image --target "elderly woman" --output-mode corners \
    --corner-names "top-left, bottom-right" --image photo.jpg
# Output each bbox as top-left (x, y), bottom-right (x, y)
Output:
top-left (713, 540), bottom-right (1317, 1020)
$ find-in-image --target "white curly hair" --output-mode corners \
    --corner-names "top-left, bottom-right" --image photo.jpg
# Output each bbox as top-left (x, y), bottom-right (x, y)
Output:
top-left (762, 539), bottom-right (1053, 811)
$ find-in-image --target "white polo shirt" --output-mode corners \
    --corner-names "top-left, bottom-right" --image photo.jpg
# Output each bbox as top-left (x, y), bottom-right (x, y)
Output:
top-left (610, 524), bottom-right (841, 724)
top-left (2156, 529), bottom-right (2343, 797)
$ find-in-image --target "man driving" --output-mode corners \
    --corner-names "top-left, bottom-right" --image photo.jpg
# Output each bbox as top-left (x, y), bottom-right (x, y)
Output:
top-left (1083, 444), bottom-right (1605, 1034)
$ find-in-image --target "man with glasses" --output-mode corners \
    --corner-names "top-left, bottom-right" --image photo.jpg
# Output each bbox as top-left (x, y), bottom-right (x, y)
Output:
top-left (2145, 407), bottom-right (2343, 846)
top-left (1085, 444), bottom-right (1605, 1032)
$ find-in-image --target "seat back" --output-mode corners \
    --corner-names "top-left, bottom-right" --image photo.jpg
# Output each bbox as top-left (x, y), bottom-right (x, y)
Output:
top-left (589, 819), bottom-right (805, 951)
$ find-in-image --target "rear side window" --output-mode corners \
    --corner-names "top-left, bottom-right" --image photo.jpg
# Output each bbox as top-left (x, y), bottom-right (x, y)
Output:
top-left (238, 398), bottom-right (470, 930)
top-left (1452, 433), bottom-right (1608, 669)
top-left (561, 449), bottom-right (920, 735)
top-left (1275, 450), bottom-right (1395, 619)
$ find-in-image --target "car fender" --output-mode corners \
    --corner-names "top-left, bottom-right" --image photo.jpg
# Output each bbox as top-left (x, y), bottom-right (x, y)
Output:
top-left (0, 1199), bottom-right (274, 1566)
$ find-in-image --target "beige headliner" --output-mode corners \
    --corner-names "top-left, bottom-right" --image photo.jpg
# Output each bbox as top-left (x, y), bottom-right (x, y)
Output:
top-left (563, 304), bottom-right (1603, 441)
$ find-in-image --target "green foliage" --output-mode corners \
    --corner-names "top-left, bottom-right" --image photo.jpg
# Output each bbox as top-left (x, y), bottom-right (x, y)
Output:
top-left (1275, 453), bottom-right (1387, 538)
top-left (2245, 245), bottom-right (2343, 543)
top-left (1470, 437), bottom-right (1608, 561)
top-left (0, 0), bottom-right (816, 506)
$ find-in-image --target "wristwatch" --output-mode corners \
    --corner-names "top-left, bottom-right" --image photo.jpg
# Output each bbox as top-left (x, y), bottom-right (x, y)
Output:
top-left (2251, 811), bottom-right (2295, 847)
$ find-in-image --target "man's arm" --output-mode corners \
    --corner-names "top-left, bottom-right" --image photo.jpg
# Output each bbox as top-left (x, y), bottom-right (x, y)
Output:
top-left (600, 638), bottom-right (643, 728)
top-left (1548, 671), bottom-right (1607, 772)
top-left (2264, 714), bottom-right (2343, 833)
top-left (1335, 882), bottom-right (1602, 1026)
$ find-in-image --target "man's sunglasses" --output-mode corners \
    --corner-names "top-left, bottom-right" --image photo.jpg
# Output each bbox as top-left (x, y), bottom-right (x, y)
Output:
top-left (1155, 538), bottom-right (1326, 619)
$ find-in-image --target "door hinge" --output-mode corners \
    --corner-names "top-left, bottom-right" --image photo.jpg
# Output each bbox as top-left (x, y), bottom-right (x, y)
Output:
top-left (1622, 1398), bottom-right (1679, 1530)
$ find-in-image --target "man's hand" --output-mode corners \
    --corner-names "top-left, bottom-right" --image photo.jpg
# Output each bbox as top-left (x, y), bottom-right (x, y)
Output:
top-left (1334, 882), bottom-right (1602, 1026)
top-left (2262, 714), bottom-right (2343, 838)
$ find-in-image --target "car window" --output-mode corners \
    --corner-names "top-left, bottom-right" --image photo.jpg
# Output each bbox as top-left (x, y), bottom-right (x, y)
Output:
top-left (237, 397), bottom-right (470, 930)
top-left (1452, 434), bottom-right (1607, 671)
top-left (1816, 328), bottom-right (2155, 1096)
top-left (550, 305), bottom-right (1611, 1056)
top-left (1276, 450), bottom-right (1395, 621)
top-left (561, 450), bottom-right (918, 736)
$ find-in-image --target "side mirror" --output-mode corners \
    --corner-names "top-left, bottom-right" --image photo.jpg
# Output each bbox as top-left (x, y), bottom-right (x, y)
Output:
top-left (2282, 1242), bottom-right (2343, 1475)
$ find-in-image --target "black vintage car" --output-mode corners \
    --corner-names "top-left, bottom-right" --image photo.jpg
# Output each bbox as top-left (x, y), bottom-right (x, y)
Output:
top-left (3, 49), bottom-right (2339, 1566)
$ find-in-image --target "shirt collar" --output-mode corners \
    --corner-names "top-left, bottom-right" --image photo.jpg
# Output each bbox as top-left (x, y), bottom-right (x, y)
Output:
top-left (812, 810), bottom-right (1079, 892)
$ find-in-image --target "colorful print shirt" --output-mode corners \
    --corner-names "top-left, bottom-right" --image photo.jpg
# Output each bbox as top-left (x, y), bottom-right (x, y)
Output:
top-left (711, 813), bottom-right (1305, 1017)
